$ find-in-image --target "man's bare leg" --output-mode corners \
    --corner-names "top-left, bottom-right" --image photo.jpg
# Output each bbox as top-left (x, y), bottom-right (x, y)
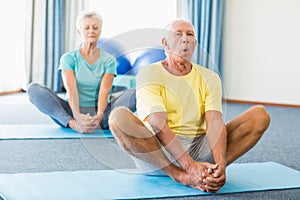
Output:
top-left (225, 105), bottom-right (271, 165)
top-left (108, 107), bottom-right (182, 176)
top-left (108, 106), bottom-right (211, 190)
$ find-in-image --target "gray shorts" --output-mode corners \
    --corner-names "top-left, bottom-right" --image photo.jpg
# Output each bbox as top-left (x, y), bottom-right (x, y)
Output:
top-left (132, 134), bottom-right (214, 176)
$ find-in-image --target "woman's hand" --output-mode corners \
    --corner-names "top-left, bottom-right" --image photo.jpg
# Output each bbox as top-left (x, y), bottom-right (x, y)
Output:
top-left (90, 114), bottom-right (103, 130)
top-left (70, 113), bottom-right (99, 133)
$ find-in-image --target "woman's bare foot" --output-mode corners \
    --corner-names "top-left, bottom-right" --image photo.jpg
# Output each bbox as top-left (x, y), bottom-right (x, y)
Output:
top-left (68, 119), bottom-right (81, 133)
top-left (68, 118), bottom-right (100, 133)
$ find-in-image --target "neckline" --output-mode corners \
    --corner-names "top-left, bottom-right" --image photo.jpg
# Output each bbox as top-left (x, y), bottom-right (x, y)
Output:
top-left (79, 48), bottom-right (101, 65)
top-left (159, 61), bottom-right (194, 79)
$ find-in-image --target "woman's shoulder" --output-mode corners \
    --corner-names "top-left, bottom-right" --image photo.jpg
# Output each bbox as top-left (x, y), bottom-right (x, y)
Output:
top-left (61, 49), bottom-right (79, 58)
top-left (100, 49), bottom-right (115, 59)
top-left (59, 49), bottom-right (81, 67)
top-left (61, 49), bottom-right (80, 62)
top-left (60, 49), bottom-right (77, 59)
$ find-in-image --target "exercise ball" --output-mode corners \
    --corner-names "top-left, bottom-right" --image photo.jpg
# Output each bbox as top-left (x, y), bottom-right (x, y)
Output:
top-left (98, 38), bottom-right (131, 74)
top-left (130, 48), bottom-right (166, 75)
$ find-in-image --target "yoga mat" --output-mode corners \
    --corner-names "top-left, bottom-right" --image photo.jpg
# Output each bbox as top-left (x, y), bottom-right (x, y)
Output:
top-left (0, 162), bottom-right (299, 200)
top-left (0, 124), bottom-right (113, 140)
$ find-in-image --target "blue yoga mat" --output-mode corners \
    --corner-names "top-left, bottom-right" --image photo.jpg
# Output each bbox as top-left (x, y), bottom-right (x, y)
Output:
top-left (0, 124), bottom-right (113, 140)
top-left (0, 162), bottom-right (299, 200)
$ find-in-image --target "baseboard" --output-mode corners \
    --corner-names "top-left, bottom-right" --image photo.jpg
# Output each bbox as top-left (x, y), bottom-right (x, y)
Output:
top-left (223, 99), bottom-right (300, 109)
top-left (0, 89), bottom-right (24, 96)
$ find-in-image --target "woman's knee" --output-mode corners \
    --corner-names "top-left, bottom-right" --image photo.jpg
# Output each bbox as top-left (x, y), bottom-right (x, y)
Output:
top-left (27, 83), bottom-right (56, 106)
top-left (27, 82), bottom-right (43, 101)
top-left (27, 82), bottom-right (41, 95)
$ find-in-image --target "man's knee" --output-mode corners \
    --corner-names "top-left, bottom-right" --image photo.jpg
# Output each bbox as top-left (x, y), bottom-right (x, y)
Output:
top-left (108, 106), bottom-right (130, 128)
top-left (108, 106), bottom-right (150, 153)
top-left (108, 106), bottom-right (152, 139)
top-left (252, 105), bottom-right (271, 133)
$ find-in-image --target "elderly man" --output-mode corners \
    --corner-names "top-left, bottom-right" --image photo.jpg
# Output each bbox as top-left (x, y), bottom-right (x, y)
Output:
top-left (108, 19), bottom-right (270, 192)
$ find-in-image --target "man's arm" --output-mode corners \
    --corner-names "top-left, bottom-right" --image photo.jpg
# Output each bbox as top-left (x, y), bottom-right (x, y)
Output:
top-left (204, 110), bottom-right (227, 192)
top-left (147, 112), bottom-right (194, 168)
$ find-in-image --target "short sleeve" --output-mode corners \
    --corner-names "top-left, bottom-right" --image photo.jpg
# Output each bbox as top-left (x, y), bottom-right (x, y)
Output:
top-left (136, 69), bottom-right (166, 121)
top-left (58, 53), bottom-right (75, 71)
top-left (105, 57), bottom-right (117, 75)
top-left (204, 72), bottom-right (223, 113)
top-left (101, 50), bottom-right (117, 75)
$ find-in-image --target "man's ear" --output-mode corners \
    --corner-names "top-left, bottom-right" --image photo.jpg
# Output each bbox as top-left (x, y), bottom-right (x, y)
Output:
top-left (77, 29), bottom-right (81, 35)
top-left (162, 38), bottom-right (168, 48)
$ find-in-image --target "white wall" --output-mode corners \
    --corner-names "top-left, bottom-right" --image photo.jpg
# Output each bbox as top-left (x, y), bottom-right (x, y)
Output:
top-left (0, 0), bottom-right (27, 92)
top-left (223, 0), bottom-right (300, 105)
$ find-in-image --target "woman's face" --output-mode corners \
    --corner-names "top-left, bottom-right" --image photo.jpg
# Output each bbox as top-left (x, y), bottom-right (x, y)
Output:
top-left (78, 17), bottom-right (101, 45)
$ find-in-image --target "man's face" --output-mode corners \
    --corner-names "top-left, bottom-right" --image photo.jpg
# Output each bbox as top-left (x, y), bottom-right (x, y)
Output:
top-left (165, 21), bottom-right (197, 62)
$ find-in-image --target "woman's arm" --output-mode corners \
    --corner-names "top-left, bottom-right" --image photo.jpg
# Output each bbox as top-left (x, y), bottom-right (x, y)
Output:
top-left (61, 70), bottom-right (80, 117)
top-left (94, 73), bottom-right (115, 125)
top-left (62, 69), bottom-right (94, 133)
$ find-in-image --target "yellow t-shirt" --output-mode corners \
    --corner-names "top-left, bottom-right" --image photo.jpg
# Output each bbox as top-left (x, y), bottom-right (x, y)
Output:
top-left (136, 62), bottom-right (223, 138)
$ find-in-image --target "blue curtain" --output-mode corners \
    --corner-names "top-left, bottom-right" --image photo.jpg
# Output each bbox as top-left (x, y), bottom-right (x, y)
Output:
top-left (45, 0), bottom-right (64, 92)
top-left (182, 0), bottom-right (224, 75)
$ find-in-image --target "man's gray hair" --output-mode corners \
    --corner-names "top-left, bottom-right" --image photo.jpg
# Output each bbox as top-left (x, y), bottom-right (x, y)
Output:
top-left (163, 18), bottom-right (196, 39)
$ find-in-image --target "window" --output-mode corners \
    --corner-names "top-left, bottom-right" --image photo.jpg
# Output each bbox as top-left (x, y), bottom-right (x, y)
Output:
top-left (85, 0), bottom-right (178, 64)
top-left (86, 0), bottom-right (178, 37)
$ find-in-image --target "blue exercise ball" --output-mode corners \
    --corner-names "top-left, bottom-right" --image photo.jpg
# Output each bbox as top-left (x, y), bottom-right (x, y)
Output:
top-left (97, 38), bottom-right (131, 74)
top-left (130, 48), bottom-right (166, 75)
top-left (114, 55), bottom-right (131, 74)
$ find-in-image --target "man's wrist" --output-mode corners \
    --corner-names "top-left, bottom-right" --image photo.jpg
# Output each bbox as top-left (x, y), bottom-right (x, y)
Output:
top-left (162, 163), bottom-right (186, 183)
top-left (214, 157), bottom-right (226, 168)
top-left (178, 154), bottom-right (195, 170)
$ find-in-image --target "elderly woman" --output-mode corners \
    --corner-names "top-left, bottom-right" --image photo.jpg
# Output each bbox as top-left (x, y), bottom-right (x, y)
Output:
top-left (27, 10), bottom-right (136, 133)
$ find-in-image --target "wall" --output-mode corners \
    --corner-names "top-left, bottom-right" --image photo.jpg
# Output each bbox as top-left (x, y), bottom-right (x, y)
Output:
top-left (0, 0), bottom-right (26, 92)
top-left (223, 0), bottom-right (300, 105)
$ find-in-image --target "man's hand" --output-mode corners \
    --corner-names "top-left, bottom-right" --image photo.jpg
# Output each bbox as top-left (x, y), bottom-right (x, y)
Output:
top-left (174, 161), bottom-right (224, 192)
top-left (174, 161), bottom-right (226, 192)
top-left (203, 164), bottom-right (226, 193)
